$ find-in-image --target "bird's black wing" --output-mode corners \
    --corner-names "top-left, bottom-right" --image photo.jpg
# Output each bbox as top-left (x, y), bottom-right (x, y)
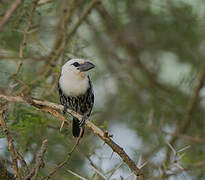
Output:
top-left (58, 79), bottom-right (68, 108)
top-left (83, 76), bottom-right (94, 117)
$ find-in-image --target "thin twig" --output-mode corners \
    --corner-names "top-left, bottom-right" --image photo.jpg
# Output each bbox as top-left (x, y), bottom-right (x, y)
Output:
top-left (0, 55), bottom-right (45, 61)
top-left (147, 123), bottom-right (205, 144)
top-left (90, 165), bottom-right (108, 180)
top-left (0, 0), bottom-right (23, 31)
top-left (0, 109), bottom-right (19, 179)
top-left (46, 0), bottom-right (79, 63)
top-left (37, 0), bottom-right (54, 6)
top-left (0, 160), bottom-right (15, 180)
top-left (47, 0), bottom-right (100, 65)
top-left (65, 0), bottom-right (100, 43)
top-left (165, 62), bottom-right (205, 165)
top-left (43, 128), bottom-right (83, 180)
top-left (153, 160), bottom-right (205, 180)
top-left (107, 162), bottom-right (124, 179)
top-left (80, 150), bottom-right (107, 180)
top-left (16, 151), bottom-right (30, 176)
top-left (66, 169), bottom-right (88, 180)
top-left (33, 139), bottom-right (48, 180)
top-left (24, 139), bottom-right (48, 180)
top-left (13, 0), bottom-right (40, 76)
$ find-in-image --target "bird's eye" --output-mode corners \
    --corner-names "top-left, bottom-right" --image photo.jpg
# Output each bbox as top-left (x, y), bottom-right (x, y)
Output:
top-left (72, 62), bottom-right (80, 67)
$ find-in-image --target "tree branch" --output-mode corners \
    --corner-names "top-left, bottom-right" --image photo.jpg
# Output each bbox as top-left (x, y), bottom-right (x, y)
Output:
top-left (0, 0), bottom-right (23, 32)
top-left (0, 161), bottom-right (15, 180)
top-left (0, 109), bottom-right (19, 179)
top-left (13, 0), bottom-right (40, 76)
top-left (16, 151), bottom-right (30, 176)
top-left (0, 93), bottom-right (144, 179)
top-left (43, 129), bottom-right (83, 180)
top-left (165, 61), bottom-right (205, 165)
top-left (24, 139), bottom-right (48, 180)
top-left (66, 169), bottom-right (88, 180)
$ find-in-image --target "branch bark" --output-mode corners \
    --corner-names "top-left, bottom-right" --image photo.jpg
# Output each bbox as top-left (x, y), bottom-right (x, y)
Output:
top-left (43, 129), bottom-right (83, 180)
top-left (13, 0), bottom-right (40, 76)
top-left (24, 139), bottom-right (48, 180)
top-left (0, 93), bottom-right (144, 179)
top-left (0, 109), bottom-right (19, 179)
top-left (165, 61), bottom-right (205, 165)
top-left (0, 161), bottom-right (15, 180)
top-left (0, 0), bottom-right (23, 32)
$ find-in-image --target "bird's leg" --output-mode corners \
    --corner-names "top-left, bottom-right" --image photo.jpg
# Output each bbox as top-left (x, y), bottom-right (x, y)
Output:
top-left (79, 115), bottom-right (87, 127)
top-left (63, 105), bottom-right (67, 114)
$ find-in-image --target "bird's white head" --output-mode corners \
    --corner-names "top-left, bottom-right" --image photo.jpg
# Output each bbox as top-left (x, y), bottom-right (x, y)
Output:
top-left (59, 59), bottom-right (95, 96)
top-left (61, 59), bottom-right (95, 78)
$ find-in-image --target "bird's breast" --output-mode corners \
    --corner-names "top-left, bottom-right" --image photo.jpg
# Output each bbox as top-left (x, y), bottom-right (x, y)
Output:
top-left (59, 74), bottom-right (89, 97)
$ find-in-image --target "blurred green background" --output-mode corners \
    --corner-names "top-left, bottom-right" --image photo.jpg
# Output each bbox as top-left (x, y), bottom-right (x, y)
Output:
top-left (0, 0), bottom-right (205, 179)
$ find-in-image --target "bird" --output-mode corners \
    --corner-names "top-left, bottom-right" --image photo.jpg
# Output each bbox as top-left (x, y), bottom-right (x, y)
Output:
top-left (58, 59), bottom-right (95, 137)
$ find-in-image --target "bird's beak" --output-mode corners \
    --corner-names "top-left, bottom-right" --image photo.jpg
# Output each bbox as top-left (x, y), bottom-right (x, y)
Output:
top-left (77, 61), bottom-right (95, 72)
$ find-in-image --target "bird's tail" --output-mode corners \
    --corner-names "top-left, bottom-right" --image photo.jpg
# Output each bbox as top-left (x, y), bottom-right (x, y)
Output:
top-left (72, 117), bottom-right (84, 138)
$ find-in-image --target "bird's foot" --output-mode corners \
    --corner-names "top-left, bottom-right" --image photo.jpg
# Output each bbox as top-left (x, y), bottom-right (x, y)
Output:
top-left (79, 116), bottom-right (86, 127)
top-left (63, 106), bottom-right (67, 114)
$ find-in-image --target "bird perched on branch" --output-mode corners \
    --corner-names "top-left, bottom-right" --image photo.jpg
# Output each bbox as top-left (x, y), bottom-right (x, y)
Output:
top-left (58, 59), bottom-right (95, 137)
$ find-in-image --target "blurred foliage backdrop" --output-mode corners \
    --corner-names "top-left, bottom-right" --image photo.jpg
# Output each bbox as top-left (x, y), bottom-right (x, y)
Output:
top-left (0, 0), bottom-right (205, 179)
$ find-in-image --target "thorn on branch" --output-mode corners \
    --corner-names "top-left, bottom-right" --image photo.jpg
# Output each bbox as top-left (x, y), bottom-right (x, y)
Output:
top-left (104, 130), bottom-right (113, 138)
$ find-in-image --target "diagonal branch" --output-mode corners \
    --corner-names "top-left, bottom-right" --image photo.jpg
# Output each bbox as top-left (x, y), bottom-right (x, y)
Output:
top-left (0, 0), bottom-right (23, 32)
top-left (33, 139), bottom-right (48, 180)
top-left (0, 93), bottom-right (144, 179)
top-left (16, 151), bottom-right (30, 176)
top-left (24, 139), bottom-right (48, 180)
top-left (13, 0), bottom-right (40, 76)
top-left (47, 0), bottom-right (100, 64)
top-left (43, 129), bottom-right (83, 180)
top-left (66, 169), bottom-right (88, 180)
top-left (0, 160), bottom-right (16, 180)
top-left (0, 109), bottom-right (19, 179)
top-left (79, 150), bottom-right (107, 180)
top-left (165, 61), bottom-right (205, 165)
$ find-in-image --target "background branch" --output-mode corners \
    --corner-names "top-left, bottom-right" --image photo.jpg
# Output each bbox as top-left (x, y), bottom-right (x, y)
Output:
top-left (165, 61), bottom-right (205, 165)
top-left (0, 161), bottom-right (15, 180)
top-left (24, 139), bottom-right (48, 180)
top-left (13, 0), bottom-right (40, 76)
top-left (0, 0), bottom-right (23, 31)
top-left (0, 109), bottom-right (19, 179)
top-left (43, 128), bottom-right (83, 180)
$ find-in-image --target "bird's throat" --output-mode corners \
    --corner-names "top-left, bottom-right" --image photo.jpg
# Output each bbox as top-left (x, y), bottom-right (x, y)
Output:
top-left (59, 73), bottom-right (89, 97)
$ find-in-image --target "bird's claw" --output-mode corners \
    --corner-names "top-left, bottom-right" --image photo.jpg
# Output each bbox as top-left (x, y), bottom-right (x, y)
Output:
top-left (79, 116), bottom-right (86, 127)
